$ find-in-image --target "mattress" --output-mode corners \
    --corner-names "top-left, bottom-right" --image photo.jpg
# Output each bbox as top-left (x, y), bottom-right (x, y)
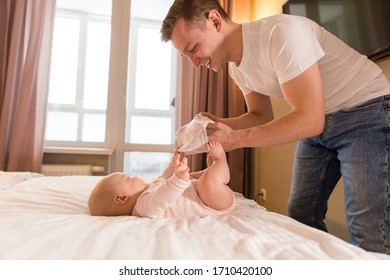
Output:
top-left (0, 171), bottom-right (389, 260)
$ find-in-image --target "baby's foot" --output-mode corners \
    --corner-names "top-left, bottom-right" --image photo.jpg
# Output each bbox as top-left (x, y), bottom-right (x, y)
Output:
top-left (206, 141), bottom-right (226, 161)
top-left (206, 154), bottom-right (213, 167)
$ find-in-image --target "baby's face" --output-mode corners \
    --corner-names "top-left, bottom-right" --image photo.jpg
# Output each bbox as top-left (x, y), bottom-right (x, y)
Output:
top-left (106, 173), bottom-right (148, 197)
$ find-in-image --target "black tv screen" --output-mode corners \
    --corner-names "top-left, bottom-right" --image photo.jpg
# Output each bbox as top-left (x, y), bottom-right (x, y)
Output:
top-left (283, 0), bottom-right (390, 61)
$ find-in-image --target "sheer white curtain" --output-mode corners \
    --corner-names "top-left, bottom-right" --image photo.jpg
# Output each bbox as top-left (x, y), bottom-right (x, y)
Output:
top-left (0, 0), bottom-right (56, 172)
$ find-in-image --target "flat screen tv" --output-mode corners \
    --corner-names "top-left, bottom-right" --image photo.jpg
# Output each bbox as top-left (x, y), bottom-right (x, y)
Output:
top-left (282, 0), bottom-right (390, 61)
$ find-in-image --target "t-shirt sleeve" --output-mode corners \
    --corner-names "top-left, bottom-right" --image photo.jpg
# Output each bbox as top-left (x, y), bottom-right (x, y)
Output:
top-left (269, 17), bottom-right (325, 84)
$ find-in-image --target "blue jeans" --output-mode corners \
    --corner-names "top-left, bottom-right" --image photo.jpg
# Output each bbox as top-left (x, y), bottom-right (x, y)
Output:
top-left (288, 95), bottom-right (390, 254)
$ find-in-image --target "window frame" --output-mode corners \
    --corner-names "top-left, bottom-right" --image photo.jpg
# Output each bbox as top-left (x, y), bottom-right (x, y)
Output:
top-left (45, 9), bottom-right (112, 148)
top-left (44, 0), bottom-right (177, 173)
top-left (125, 18), bottom-right (176, 146)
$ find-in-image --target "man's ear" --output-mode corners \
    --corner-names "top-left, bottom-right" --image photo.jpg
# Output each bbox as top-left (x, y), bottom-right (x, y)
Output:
top-left (208, 10), bottom-right (222, 31)
top-left (113, 195), bottom-right (128, 205)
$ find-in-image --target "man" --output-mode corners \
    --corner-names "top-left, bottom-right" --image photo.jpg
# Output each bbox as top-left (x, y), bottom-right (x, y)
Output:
top-left (161, 0), bottom-right (390, 254)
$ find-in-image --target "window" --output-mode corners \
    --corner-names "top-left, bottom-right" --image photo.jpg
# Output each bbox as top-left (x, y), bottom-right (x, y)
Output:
top-left (126, 20), bottom-right (175, 145)
top-left (122, 17), bottom-right (176, 180)
top-left (46, 10), bottom-right (111, 143)
top-left (45, 0), bottom-right (176, 179)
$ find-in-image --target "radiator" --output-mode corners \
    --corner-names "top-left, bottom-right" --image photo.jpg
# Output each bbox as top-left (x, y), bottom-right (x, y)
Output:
top-left (41, 164), bottom-right (105, 176)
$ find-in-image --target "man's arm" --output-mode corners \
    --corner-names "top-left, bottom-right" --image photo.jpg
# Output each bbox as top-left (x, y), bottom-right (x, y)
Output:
top-left (202, 91), bottom-right (274, 129)
top-left (208, 63), bottom-right (324, 151)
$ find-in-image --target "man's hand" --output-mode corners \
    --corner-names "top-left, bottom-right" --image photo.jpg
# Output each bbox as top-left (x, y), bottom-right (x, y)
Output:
top-left (199, 112), bottom-right (218, 122)
top-left (206, 122), bottom-right (237, 152)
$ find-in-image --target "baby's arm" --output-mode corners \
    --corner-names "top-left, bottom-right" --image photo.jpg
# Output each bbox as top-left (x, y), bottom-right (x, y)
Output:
top-left (133, 156), bottom-right (191, 218)
top-left (160, 149), bottom-right (182, 179)
top-left (174, 155), bottom-right (190, 181)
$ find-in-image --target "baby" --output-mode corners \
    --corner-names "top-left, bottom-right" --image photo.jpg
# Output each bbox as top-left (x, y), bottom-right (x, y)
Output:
top-left (88, 141), bottom-right (235, 218)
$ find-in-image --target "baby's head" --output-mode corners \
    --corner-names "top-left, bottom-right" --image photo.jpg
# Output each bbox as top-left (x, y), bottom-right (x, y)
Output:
top-left (88, 172), bottom-right (148, 216)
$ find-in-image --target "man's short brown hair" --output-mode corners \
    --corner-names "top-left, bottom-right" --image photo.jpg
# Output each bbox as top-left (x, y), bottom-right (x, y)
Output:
top-left (160, 0), bottom-right (230, 42)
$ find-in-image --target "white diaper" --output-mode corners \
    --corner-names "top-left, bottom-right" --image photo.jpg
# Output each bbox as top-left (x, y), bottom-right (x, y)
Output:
top-left (175, 115), bottom-right (214, 155)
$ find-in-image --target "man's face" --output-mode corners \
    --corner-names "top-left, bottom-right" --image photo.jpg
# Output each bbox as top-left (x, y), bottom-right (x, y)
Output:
top-left (171, 16), bottom-right (225, 72)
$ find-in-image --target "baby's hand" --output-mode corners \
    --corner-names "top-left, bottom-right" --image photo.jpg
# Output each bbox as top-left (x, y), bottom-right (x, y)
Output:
top-left (168, 150), bottom-right (179, 168)
top-left (173, 155), bottom-right (190, 181)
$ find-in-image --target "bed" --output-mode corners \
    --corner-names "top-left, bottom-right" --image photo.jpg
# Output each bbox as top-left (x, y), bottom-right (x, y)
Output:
top-left (1, 171), bottom-right (389, 260)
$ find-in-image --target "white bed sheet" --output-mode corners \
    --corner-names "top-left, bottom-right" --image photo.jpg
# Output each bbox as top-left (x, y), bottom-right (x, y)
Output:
top-left (0, 172), bottom-right (389, 260)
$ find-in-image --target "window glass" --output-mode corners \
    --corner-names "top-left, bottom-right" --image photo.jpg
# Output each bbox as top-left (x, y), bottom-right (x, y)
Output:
top-left (48, 16), bottom-right (80, 105)
top-left (82, 113), bottom-right (106, 142)
top-left (125, 19), bottom-right (176, 146)
top-left (134, 25), bottom-right (172, 110)
top-left (124, 151), bottom-right (172, 181)
top-left (130, 116), bottom-right (172, 144)
top-left (45, 112), bottom-right (78, 141)
top-left (45, 0), bottom-right (176, 177)
top-left (46, 7), bottom-right (111, 143)
top-left (83, 20), bottom-right (111, 110)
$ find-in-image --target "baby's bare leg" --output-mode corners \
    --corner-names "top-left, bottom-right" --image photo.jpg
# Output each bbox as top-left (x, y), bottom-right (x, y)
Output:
top-left (197, 141), bottom-right (233, 210)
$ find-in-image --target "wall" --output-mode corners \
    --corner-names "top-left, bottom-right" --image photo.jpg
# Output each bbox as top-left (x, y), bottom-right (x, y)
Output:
top-left (250, 0), bottom-right (284, 19)
top-left (250, 0), bottom-right (390, 242)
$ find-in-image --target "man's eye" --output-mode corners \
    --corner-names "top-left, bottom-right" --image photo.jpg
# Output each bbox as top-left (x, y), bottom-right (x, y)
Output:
top-left (190, 46), bottom-right (197, 53)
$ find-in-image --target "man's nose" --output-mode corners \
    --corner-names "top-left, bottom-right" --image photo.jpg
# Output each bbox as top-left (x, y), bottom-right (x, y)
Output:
top-left (188, 55), bottom-right (200, 68)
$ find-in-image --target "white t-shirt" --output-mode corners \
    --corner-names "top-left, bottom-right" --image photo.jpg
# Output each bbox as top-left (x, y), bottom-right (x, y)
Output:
top-left (229, 14), bottom-right (390, 114)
